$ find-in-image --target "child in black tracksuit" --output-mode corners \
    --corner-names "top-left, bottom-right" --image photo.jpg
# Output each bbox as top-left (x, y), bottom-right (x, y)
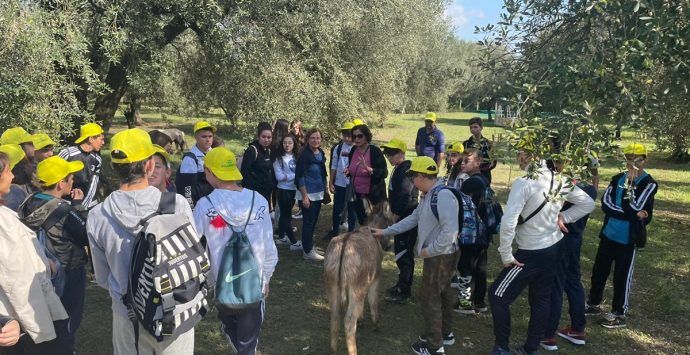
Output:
top-left (586, 144), bottom-right (658, 329)
top-left (381, 139), bottom-right (419, 303)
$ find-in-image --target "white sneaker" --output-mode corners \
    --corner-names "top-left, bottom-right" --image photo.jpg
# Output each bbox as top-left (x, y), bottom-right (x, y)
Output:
top-left (303, 249), bottom-right (325, 261)
top-left (340, 222), bottom-right (348, 231)
top-left (275, 236), bottom-right (290, 245)
top-left (313, 246), bottom-right (325, 256)
top-left (289, 241), bottom-right (303, 251)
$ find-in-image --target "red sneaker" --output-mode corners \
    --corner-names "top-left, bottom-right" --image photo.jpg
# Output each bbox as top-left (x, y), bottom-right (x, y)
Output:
top-left (557, 327), bottom-right (586, 345)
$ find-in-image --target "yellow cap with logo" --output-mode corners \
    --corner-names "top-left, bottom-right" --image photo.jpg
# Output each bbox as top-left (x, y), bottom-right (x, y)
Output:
top-left (194, 121), bottom-right (217, 133)
top-left (32, 133), bottom-right (57, 151)
top-left (447, 141), bottom-right (464, 154)
top-left (74, 123), bottom-right (104, 144)
top-left (0, 127), bottom-right (33, 145)
top-left (152, 144), bottom-right (171, 169)
top-left (424, 112), bottom-right (437, 122)
top-left (381, 138), bottom-right (407, 153)
top-left (36, 156), bottom-right (84, 186)
top-left (352, 118), bottom-right (366, 126)
top-left (623, 143), bottom-right (647, 156)
top-left (204, 147), bottom-right (242, 181)
top-left (0, 144), bottom-right (26, 170)
top-left (407, 156), bottom-right (438, 174)
top-left (340, 121), bottom-right (355, 131)
top-left (110, 128), bottom-right (156, 164)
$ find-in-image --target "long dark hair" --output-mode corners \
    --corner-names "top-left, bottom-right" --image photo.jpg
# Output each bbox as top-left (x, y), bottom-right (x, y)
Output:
top-left (446, 155), bottom-right (462, 182)
top-left (0, 152), bottom-right (9, 203)
top-left (276, 134), bottom-right (300, 169)
top-left (271, 119), bottom-right (290, 160)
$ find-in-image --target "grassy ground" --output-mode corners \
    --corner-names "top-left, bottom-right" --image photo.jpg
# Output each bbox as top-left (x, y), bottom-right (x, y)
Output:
top-left (76, 111), bottom-right (690, 354)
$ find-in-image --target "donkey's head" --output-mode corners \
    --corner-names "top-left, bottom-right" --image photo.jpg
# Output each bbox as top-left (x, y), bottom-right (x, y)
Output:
top-left (366, 200), bottom-right (397, 250)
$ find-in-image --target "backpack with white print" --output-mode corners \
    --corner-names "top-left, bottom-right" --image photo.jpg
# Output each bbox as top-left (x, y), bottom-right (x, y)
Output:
top-left (124, 192), bottom-right (211, 343)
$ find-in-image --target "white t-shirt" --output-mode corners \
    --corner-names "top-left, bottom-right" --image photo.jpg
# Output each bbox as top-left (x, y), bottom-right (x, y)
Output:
top-left (330, 142), bottom-right (353, 187)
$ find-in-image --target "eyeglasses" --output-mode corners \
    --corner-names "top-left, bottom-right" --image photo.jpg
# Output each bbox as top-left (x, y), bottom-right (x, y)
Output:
top-left (353, 134), bottom-right (365, 139)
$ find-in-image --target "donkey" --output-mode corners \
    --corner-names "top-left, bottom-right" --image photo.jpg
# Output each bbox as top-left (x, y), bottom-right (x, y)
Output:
top-left (324, 201), bottom-right (396, 355)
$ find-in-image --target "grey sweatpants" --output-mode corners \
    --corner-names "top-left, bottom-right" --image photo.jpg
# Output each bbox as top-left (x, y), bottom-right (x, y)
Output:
top-left (112, 314), bottom-right (195, 355)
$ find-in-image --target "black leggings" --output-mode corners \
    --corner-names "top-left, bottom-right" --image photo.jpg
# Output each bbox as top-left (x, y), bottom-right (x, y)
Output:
top-left (276, 188), bottom-right (297, 243)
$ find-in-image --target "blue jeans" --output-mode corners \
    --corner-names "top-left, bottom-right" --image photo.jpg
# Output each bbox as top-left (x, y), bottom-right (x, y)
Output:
top-left (300, 199), bottom-right (322, 253)
top-left (331, 185), bottom-right (355, 234)
top-left (55, 267), bottom-right (87, 353)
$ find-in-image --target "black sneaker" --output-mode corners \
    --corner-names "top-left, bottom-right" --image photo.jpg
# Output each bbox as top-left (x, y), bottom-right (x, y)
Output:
top-left (323, 230), bottom-right (339, 241)
top-left (386, 285), bottom-right (400, 295)
top-left (411, 340), bottom-right (444, 354)
top-left (385, 291), bottom-right (410, 304)
top-left (418, 332), bottom-right (455, 346)
top-left (599, 312), bottom-right (626, 329)
top-left (514, 345), bottom-right (540, 355)
top-left (584, 303), bottom-right (603, 316)
top-left (474, 303), bottom-right (488, 313)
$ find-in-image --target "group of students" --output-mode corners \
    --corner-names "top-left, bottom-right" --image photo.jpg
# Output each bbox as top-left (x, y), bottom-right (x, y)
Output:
top-left (0, 113), bottom-right (658, 355)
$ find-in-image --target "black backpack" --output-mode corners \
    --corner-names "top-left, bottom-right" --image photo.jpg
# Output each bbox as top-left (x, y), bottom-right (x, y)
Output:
top-left (476, 175), bottom-right (503, 235)
top-left (175, 152), bottom-right (214, 204)
top-left (124, 192), bottom-right (211, 343)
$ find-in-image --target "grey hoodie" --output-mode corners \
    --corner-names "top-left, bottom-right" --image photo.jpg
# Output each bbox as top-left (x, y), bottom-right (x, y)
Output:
top-left (86, 186), bottom-right (196, 318)
top-left (382, 180), bottom-right (459, 257)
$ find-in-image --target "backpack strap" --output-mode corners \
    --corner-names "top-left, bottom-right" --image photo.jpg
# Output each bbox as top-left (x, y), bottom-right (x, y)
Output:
top-left (41, 201), bottom-right (72, 232)
top-left (430, 185), bottom-right (464, 220)
top-left (207, 191), bottom-right (256, 234)
top-left (517, 170), bottom-right (554, 225)
top-left (158, 191), bottom-right (177, 215)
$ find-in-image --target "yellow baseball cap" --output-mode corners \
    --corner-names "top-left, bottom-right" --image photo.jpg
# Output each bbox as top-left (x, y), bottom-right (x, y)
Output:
top-left (381, 138), bottom-right (407, 153)
top-left (204, 147), bottom-right (242, 181)
top-left (110, 128), bottom-right (156, 164)
top-left (623, 143), bottom-right (648, 156)
top-left (152, 144), bottom-right (171, 169)
top-left (0, 144), bottom-right (26, 169)
top-left (74, 123), bottom-right (104, 143)
top-left (32, 133), bottom-right (57, 151)
top-left (194, 121), bottom-right (217, 133)
top-left (0, 127), bottom-right (33, 145)
top-left (447, 141), bottom-right (464, 154)
top-left (352, 118), bottom-right (366, 126)
top-left (407, 156), bottom-right (438, 174)
top-left (340, 121), bottom-right (355, 131)
top-left (36, 156), bottom-right (84, 186)
top-left (424, 112), bottom-right (437, 122)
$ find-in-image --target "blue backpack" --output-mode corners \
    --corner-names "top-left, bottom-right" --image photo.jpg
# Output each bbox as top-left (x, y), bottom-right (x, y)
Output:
top-left (430, 185), bottom-right (488, 246)
top-left (210, 192), bottom-right (263, 315)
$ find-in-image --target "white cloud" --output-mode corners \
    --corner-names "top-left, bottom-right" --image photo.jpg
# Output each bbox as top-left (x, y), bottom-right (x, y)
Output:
top-left (444, 3), bottom-right (469, 28)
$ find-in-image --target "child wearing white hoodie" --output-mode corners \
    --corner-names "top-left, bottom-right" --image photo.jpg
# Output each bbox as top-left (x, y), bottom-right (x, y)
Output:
top-left (193, 147), bottom-right (278, 355)
top-left (272, 135), bottom-right (301, 250)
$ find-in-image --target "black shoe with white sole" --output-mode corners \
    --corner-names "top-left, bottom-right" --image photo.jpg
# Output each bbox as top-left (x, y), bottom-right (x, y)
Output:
top-left (411, 340), bottom-right (444, 354)
top-left (418, 332), bottom-right (455, 346)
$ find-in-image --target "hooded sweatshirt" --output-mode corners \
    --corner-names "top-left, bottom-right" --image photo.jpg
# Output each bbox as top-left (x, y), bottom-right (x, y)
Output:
top-left (192, 188), bottom-right (278, 288)
top-left (86, 186), bottom-right (196, 318)
top-left (382, 180), bottom-right (459, 257)
top-left (18, 192), bottom-right (89, 270)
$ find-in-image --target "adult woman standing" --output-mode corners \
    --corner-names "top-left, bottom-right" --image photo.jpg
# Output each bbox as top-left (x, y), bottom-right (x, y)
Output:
top-left (0, 150), bottom-right (69, 353)
top-left (345, 124), bottom-right (388, 229)
top-left (294, 128), bottom-right (328, 261)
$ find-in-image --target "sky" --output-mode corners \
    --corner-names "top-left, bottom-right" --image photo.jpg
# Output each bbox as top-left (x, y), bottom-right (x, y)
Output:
top-left (444, 0), bottom-right (504, 42)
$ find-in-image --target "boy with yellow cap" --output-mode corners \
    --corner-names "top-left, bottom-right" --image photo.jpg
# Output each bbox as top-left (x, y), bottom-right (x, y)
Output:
top-left (32, 133), bottom-right (57, 162)
top-left (192, 147), bottom-right (277, 354)
top-left (372, 156), bottom-right (459, 355)
top-left (380, 138), bottom-right (419, 304)
top-left (0, 144), bottom-right (31, 211)
top-left (0, 127), bottom-right (35, 160)
top-left (176, 121), bottom-right (215, 207)
top-left (87, 128), bottom-right (203, 354)
top-left (326, 121), bottom-right (356, 239)
top-left (58, 122), bottom-right (105, 209)
top-left (586, 143), bottom-right (658, 329)
top-left (17, 156), bottom-right (89, 353)
top-left (415, 112), bottom-right (446, 167)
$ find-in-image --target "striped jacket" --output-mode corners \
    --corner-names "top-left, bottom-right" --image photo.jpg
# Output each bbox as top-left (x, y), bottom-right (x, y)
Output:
top-left (600, 172), bottom-right (658, 247)
top-left (58, 146), bottom-right (102, 208)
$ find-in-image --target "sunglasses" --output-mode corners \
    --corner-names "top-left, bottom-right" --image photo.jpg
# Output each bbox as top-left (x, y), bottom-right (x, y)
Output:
top-left (353, 134), bottom-right (365, 139)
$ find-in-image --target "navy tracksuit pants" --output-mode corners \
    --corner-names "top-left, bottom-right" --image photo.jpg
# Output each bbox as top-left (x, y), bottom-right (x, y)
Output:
top-left (490, 240), bottom-right (561, 352)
